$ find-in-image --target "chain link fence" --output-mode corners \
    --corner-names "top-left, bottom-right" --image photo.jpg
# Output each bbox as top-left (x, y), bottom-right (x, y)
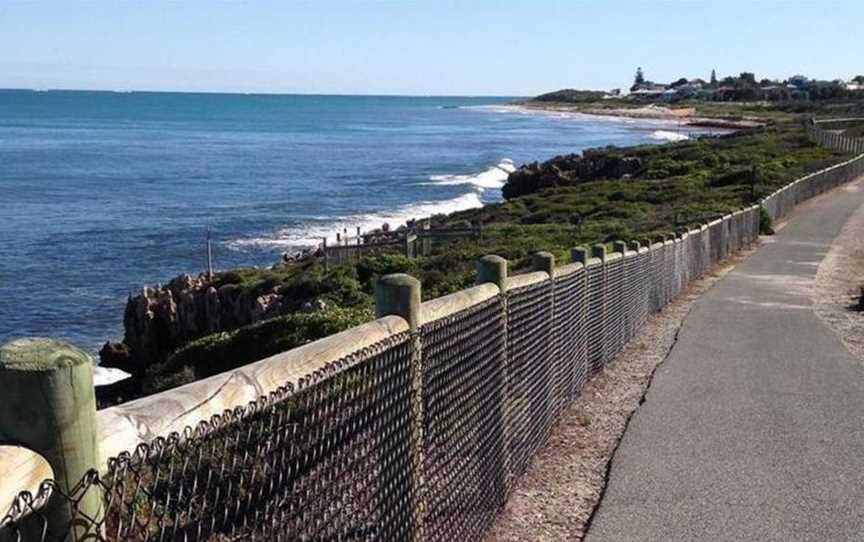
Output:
top-left (3, 125), bottom-right (864, 542)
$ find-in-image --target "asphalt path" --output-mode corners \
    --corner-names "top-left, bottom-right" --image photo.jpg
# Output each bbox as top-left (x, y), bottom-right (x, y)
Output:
top-left (586, 179), bottom-right (864, 541)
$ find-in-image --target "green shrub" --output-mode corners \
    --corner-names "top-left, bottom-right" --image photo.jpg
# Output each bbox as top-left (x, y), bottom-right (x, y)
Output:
top-left (759, 207), bottom-right (775, 235)
top-left (144, 306), bottom-right (374, 395)
top-left (356, 254), bottom-right (419, 287)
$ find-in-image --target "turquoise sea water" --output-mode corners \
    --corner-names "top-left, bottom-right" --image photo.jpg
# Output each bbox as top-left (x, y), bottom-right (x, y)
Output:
top-left (0, 90), bottom-right (697, 352)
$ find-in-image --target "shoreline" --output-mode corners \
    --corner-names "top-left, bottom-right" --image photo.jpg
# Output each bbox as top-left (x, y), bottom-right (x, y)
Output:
top-left (226, 109), bottom-right (717, 257)
top-left (96, 116), bottom-right (854, 404)
top-left (509, 100), bottom-right (766, 130)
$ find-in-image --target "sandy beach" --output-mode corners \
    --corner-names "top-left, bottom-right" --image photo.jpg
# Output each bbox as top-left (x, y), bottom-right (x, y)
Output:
top-left (514, 101), bottom-right (766, 130)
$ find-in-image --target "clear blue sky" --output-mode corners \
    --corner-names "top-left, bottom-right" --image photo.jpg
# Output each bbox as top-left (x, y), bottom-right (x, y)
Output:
top-left (1, 0), bottom-right (862, 96)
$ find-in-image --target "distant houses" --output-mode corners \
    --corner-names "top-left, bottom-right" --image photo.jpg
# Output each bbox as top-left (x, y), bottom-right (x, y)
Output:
top-left (532, 71), bottom-right (864, 107)
top-left (624, 70), bottom-right (864, 103)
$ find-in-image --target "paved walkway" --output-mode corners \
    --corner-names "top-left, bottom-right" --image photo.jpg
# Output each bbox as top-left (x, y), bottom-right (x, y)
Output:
top-left (586, 180), bottom-right (864, 541)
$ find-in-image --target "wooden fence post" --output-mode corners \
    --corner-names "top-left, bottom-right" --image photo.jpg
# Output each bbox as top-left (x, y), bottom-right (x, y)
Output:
top-left (477, 255), bottom-right (507, 291)
top-left (374, 274), bottom-right (425, 539)
top-left (322, 237), bottom-right (329, 271)
top-left (476, 255), bottom-right (511, 495)
top-left (571, 246), bottom-right (588, 265)
top-left (0, 338), bottom-right (102, 541)
top-left (531, 251), bottom-right (555, 277)
top-left (591, 244), bottom-right (607, 262)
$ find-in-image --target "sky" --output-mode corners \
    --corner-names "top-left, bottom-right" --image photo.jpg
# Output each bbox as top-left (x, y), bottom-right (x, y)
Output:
top-left (1, 0), bottom-right (862, 96)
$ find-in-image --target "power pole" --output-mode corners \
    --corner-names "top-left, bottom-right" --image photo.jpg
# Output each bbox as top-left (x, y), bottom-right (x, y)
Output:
top-left (206, 227), bottom-right (214, 280)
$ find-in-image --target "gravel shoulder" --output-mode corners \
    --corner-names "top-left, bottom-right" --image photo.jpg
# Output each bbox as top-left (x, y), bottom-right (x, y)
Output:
top-left (484, 245), bottom-right (759, 542)
top-left (813, 178), bottom-right (864, 363)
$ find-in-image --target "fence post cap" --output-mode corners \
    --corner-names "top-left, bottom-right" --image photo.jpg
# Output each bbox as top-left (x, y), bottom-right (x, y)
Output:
top-left (377, 273), bottom-right (420, 288)
top-left (478, 254), bottom-right (507, 265)
top-left (571, 246), bottom-right (589, 264)
top-left (375, 274), bottom-right (421, 330)
top-left (0, 337), bottom-right (92, 372)
top-left (531, 251), bottom-right (555, 277)
top-left (477, 255), bottom-right (508, 292)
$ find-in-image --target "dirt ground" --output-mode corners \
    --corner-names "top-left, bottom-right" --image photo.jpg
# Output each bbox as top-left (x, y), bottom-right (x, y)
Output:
top-left (484, 245), bottom-right (759, 542)
top-left (813, 179), bottom-right (864, 363)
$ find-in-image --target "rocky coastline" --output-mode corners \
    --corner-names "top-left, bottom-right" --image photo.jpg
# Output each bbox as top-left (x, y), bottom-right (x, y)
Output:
top-left (95, 107), bottom-right (851, 405)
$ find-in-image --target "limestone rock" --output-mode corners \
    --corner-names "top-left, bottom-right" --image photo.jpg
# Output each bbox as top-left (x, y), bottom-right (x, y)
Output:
top-left (502, 150), bottom-right (643, 199)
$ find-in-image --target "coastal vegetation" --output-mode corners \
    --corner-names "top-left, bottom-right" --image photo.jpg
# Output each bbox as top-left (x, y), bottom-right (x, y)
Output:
top-left (93, 112), bottom-right (857, 405)
top-left (532, 89), bottom-right (610, 103)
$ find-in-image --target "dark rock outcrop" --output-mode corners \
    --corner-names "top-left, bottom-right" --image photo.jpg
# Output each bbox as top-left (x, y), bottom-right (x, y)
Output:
top-left (100, 273), bottom-right (285, 375)
top-left (502, 149), bottom-right (643, 199)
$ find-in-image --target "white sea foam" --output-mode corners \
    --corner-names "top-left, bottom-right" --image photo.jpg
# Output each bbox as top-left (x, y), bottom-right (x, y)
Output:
top-left (227, 192), bottom-right (486, 250)
top-left (470, 104), bottom-right (694, 129)
top-left (425, 159), bottom-right (515, 190)
top-left (226, 160), bottom-right (515, 251)
top-left (94, 365), bottom-right (132, 386)
top-left (650, 130), bottom-right (690, 142)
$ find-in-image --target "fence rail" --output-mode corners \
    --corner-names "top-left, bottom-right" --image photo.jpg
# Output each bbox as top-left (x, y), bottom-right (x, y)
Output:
top-left (805, 116), bottom-right (864, 154)
top-left (323, 226), bottom-right (483, 265)
top-left (3, 121), bottom-right (864, 542)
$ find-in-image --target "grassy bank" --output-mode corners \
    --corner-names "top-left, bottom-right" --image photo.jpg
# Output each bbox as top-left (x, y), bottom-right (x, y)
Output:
top-left (136, 117), bottom-right (851, 397)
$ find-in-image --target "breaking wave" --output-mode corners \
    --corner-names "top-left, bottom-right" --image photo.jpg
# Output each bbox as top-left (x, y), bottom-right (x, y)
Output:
top-left (226, 192), bottom-right (485, 250)
top-left (650, 130), bottom-right (690, 142)
top-left (226, 160), bottom-right (514, 250)
top-left (424, 159), bottom-right (515, 190)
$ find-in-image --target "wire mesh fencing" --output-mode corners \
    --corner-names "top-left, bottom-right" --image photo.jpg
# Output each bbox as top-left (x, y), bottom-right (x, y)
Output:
top-left (4, 332), bottom-right (418, 542)
top-left (420, 297), bottom-right (507, 542)
top-left (769, 122), bottom-right (864, 222)
top-left (505, 279), bottom-right (555, 481)
top-left (2, 137), bottom-right (858, 542)
top-left (553, 267), bottom-right (589, 407)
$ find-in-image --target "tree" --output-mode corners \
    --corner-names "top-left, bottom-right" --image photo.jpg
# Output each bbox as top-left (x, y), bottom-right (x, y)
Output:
top-left (739, 72), bottom-right (756, 86)
top-left (853, 75), bottom-right (864, 84)
top-left (671, 77), bottom-right (689, 88)
top-left (710, 69), bottom-right (718, 87)
top-left (634, 67), bottom-right (645, 86)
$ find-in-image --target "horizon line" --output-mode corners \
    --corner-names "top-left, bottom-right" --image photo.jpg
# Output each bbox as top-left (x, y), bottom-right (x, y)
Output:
top-left (0, 86), bottom-right (530, 99)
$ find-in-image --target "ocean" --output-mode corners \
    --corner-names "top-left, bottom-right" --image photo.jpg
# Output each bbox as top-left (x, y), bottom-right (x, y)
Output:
top-left (0, 90), bottom-right (702, 354)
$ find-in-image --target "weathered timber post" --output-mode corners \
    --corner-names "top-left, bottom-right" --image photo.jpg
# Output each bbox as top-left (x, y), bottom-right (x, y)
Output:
top-left (477, 255), bottom-right (507, 291)
top-left (404, 233), bottom-right (417, 259)
top-left (591, 244), bottom-right (607, 262)
top-left (628, 240), bottom-right (641, 252)
top-left (376, 273), bottom-right (421, 329)
top-left (206, 227), bottom-right (214, 280)
top-left (591, 244), bottom-right (608, 365)
top-left (571, 246), bottom-right (588, 265)
top-left (613, 240), bottom-right (628, 255)
top-left (476, 255), bottom-right (512, 495)
top-left (322, 236), bottom-right (329, 271)
top-left (421, 222), bottom-right (431, 256)
top-left (0, 338), bottom-right (102, 541)
top-left (531, 251), bottom-right (555, 277)
top-left (374, 274), bottom-right (425, 539)
top-left (568, 246), bottom-right (590, 387)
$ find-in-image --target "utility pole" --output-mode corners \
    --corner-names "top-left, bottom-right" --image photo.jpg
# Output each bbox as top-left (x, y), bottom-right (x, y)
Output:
top-left (206, 227), bottom-right (214, 280)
